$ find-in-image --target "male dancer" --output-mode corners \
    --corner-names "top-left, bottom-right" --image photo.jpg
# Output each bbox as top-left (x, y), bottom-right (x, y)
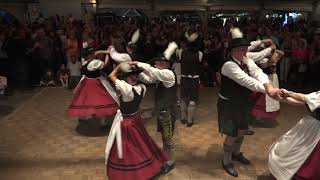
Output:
top-left (218, 28), bottom-right (281, 177)
top-left (129, 42), bottom-right (178, 174)
top-left (180, 31), bottom-right (203, 127)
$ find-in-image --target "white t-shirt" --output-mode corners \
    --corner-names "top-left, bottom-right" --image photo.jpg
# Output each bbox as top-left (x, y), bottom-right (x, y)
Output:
top-left (67, 61), bottom-right (81, 76)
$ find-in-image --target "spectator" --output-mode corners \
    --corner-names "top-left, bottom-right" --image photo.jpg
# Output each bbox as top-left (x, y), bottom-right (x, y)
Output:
top-left (65, 30), bottom-right (79, 62)
top-left (5, 28), bottom-right (31, 89)
top-left (67, 55), bottom-right (81, 89)
top-left (279, 38), bottom-right (292, 86)
top-left (33, 27), bottom-right (54, 72)
top-left (57, 64), bottom-right (69, 87)
top-left (40, 69), bottom-right (56, 87)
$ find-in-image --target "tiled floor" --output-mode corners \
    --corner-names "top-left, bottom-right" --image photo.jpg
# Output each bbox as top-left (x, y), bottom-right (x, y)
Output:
top-left (0, 87), bottom-right (306, 180)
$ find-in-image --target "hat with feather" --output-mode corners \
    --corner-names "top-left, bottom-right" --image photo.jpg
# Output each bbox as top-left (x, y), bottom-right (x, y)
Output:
top-left (229, 27), bottom-right (250, 49)
top-left (126, 29), bottom-right (140, 50)
top-left (185, 31), bottom-right (199, 43)
top-left (152, 42), bottom-right (178, 64)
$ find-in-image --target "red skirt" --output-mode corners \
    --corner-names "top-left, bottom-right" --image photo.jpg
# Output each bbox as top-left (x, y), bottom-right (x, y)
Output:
top-left (251, 92), bottom-right (279, 119)
top-left (66, 78), bottom-right (118, 117)
top-left (295, 141), bottom-right (320, 180)
top-left (107, 113), bottom-right (167, 180)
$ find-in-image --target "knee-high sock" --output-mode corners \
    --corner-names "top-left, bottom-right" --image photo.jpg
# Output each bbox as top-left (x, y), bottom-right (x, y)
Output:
top-left (223, 143), bottom-right (234, 165)
top-left (165, 143), bottom-right (175, 165)
top-left (100, 117), bottom-right (106, 126)
top-left (180, 100), bottom-right (187, 120)
top-left (187, 101), bottom-right (196, 123)
top-left (233, 136), bottom-right (244, 155)
top-left (176, 86), bottom-right (181, 103)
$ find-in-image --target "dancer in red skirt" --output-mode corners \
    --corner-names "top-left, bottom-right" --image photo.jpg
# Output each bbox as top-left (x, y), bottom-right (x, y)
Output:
top-left (105, 63), bottom-right (167, 180)
top-left (246, 39), bottom-right (284, 134)
top-left (269, 90), bottom-right (320, 180)
top-left (66, 46), bottom-right (119, 124)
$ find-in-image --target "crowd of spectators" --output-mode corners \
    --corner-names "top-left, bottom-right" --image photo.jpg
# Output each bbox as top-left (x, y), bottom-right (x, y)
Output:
top-left (0, 13), bottom-right (319, 94)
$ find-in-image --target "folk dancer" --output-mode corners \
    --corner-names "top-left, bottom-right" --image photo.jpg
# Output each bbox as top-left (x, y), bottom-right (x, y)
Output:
top-left (105, 63), bottom-right (167, 180)
top-left (179, 30), bottom-right (203, 127)
top-left (269, 89), bottom-right (320, 180)
top-left (218, 28), bottom-right (281, 177)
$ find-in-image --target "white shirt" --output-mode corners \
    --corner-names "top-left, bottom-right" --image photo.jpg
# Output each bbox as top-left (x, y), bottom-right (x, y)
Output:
top-left (221, 57), bottom-right (269, 93)
top-left (137, 62), bottom-right (175, 88)
top-left (248, 40), bottom-right (265, 52)
top-left (109, 46), bottom-right (132, 63)
top-left (246, 47), bottom-right (272, 64)
top-left (114, 79), bottom-right (146, 102)
top-left (67, 61), bottom-right (82, 76)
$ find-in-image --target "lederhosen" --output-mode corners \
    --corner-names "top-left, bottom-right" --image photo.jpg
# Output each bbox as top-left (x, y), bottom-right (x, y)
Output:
top-left (180, 50), bottom-right (200, 102)
top-left (155, 78), bottom-right (177, 139)
top-left (107, 87), bottom-right (167, 180)
top-left (217, 59), bottom-right (252, 137)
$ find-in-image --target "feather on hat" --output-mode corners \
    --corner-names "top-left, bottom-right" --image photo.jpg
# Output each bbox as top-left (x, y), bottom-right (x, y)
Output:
top-left (185, 31), bottom-right (198, 42)
top-left (130, 29), bottom-right (140, 44)
top-left (164, 42), bottom-right (178, 61)
top-left (230, 27), bottom-right (243, 39)
top-left (229, 27), bottom-right (250, 48)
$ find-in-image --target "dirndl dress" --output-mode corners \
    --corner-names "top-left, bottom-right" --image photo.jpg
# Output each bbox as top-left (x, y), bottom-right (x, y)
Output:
top-left (66, 60), bottom-right (119, 117)
top-left (106, 111), bottom-right (167, 180)
top-left (105, 84), bottom-right (167, 180)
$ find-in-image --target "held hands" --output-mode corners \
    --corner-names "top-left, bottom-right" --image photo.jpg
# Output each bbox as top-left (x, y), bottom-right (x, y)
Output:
top-left (279, 88), bottom-right (293, 97)
top-left (265, 84), bottom-right (283, 100)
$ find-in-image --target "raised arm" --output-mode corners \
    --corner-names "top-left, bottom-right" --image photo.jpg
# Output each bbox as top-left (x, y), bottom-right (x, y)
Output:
top-left (138, 72), bottom-right (157, 84)
top-left (109, 65), bottom-right (132, 96)
top-left (134, 61), bottom-right (175, 88)
top-left (246, 47), bottom-right (272, 62)
top-left (109, 46), bottom-right (132, 63)
top-left (282, 89), bottom-right (307, 104)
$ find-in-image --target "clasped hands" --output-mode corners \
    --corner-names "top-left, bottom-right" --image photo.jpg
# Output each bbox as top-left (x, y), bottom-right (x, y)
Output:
top-left (265, 85), bottom-right (292, 101)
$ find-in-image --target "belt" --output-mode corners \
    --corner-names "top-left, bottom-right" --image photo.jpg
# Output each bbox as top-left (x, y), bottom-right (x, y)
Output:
top-left (181, 75), bottom-right (200, 78)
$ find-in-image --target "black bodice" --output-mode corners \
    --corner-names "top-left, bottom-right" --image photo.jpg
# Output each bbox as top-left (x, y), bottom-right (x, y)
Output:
top-left (119, 87), bottom-right (144, 115)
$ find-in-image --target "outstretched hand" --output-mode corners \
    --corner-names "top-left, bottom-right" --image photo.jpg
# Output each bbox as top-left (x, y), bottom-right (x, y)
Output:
top-left (265, 85), bottom-right (283, 101)
top-left (279, 88), bottom-right (292, 97)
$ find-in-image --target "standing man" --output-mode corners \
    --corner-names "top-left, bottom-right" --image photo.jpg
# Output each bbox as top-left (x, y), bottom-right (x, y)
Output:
top-left (218, 28), bottom-right (281, 177)
top-left (180, 31), bottom-right (203, 127)
top-left (129, 42), bottom-right (178, 174)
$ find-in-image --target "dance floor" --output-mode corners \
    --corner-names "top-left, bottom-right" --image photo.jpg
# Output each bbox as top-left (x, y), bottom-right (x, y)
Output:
top-left (0, 87), bottom-right (306, 180)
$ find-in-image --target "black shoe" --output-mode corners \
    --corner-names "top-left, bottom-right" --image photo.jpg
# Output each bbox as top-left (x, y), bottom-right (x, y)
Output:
top-left (246, 129), bottom-right (254, 135)
top-left (78, 118), bottom-right (88, 124)
top-left (161, 163), bottom-right (175, 174)
top-left (187, 121), bottom-right (193, 127)
top-left (100, 125), bottom-right (108, 131)
top-left (232, 152), bottom-right (251, 165)
top-left (181, 119), bottom-right (187, 124)
top-left (222, 161), bottom-right (238, 177)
